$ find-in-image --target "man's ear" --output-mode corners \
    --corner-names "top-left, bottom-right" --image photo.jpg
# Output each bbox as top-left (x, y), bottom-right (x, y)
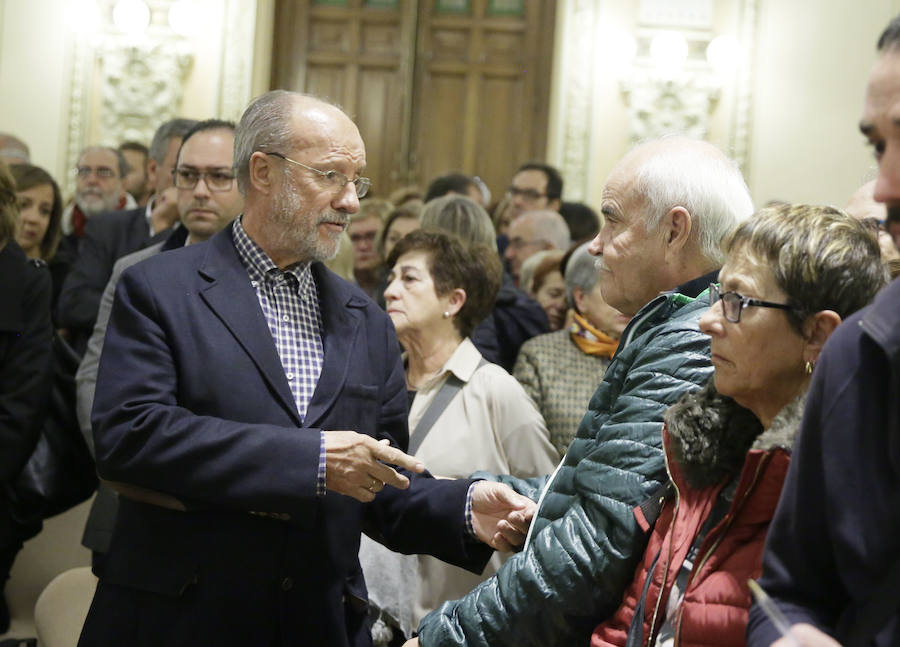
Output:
top-left (803, 310), bottom-right (842, 365)
top-left (249, 152), bottom-right (274, 194)
top-left (447, 288), bottom-right (467, 317)
top-left (661, 206), bottom-right (692, 252)
top-left (549, 197), bottom-right (561, 212)
top-left (572, 286), bottom-right (586, 314)
top-left (146, 158), bottom-right (158, 192)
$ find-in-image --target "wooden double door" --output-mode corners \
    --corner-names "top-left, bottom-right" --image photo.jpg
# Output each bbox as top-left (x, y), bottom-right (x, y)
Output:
top-left (271, 0), bottom-right (555, 203)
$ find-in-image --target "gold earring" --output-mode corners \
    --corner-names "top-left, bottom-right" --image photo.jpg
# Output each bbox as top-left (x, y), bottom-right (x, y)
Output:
top-left (804, 361), bottom-right (814, 375)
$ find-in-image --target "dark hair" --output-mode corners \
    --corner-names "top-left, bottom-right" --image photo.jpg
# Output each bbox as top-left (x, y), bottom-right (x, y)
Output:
top-left (378, 203), bottom-right (422, 256)
top-left (531, 249), bottom-right (566, 294)
top-left (119, 141), bottom-right (149, 157)
top-left (878, 14), bottom-right (900, 51)
top-left (724, 204), bottom-right (887, 333)
top-left (9, 164), bottom-right (63, 260)
top-left (558, 201), bottom-right (599, 243)
top-left (387, 229), bottom-right (502, 338)
top-left (175, 119), bottom-right (237, 167)
top-left (149, 118), bottom-right (199, 163)
top-left (425, 172), bottom-right (478, 203)
top-left (516, 161), bottom-right (563, 200)
top-left (0, 162), bottom-right (17, 245)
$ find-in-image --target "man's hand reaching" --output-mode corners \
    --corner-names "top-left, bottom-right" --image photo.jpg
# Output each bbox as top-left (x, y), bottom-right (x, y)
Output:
top-left (324, 431), bottom-right (425, 502)
top-left (471, 481), bottom-right (537, 551)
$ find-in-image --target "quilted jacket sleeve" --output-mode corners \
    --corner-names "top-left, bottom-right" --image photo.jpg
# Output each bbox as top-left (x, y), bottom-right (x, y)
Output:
top-left (418, 309), bottom-right (713, 647)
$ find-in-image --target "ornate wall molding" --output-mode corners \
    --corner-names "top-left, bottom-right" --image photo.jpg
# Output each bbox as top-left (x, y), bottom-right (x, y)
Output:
top-left (63, 0), bottom-right (257, 196)
top-left (620, 71), bottom-right (721, 142)
top-left (219, 0), bottom-right (257, 121)
top-left (557, 0), bottom-right (599, 202)
top-left (729, 0), bottom-right (757, 172)
top-left (99, 42), bottom-right (193, 143)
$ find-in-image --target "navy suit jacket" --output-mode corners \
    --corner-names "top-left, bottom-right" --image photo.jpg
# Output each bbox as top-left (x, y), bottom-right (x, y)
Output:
top-left (57, 206), bottom-right (170, 352)
top-left (80, 225), bottom-right (490, 647)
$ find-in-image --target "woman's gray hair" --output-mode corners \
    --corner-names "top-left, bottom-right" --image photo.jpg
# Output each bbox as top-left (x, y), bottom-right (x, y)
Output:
top-left (725, 204), bottom-right (887, 332)
top-left (633, 137), bottom-right (754, 266)
top-left (234, 90), bottom-right (301, 194)
top-left (420, 194), bottom-right (497, 250)
top-left (564, 242), bottom-right (599, 309)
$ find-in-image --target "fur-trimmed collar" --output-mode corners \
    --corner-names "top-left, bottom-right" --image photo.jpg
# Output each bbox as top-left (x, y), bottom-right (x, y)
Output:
top-left (665, 379), bottom-right (806, 489)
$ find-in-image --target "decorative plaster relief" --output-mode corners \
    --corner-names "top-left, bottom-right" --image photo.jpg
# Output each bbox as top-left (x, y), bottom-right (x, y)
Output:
top-left (620, 71), bottom-right (721, 142)
top-left (99, 42), bottom-right (193, 144)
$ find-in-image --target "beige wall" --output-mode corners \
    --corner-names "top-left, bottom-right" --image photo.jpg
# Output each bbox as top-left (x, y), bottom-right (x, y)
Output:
top-left (748, 0), bottom-right (899, 206)
top-left (0, 0), bottom-right (273, 193)
top-left (548, 0), bottom-right (900, 211)
top-left (2, 0), bottom-right (898, 211)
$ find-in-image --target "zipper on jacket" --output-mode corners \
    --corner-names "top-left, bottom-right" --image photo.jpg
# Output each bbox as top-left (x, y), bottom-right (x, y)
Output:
top-left (671, 453), bottom-right (772, 645)
top-left (646, 447), bottom-right (681, 647)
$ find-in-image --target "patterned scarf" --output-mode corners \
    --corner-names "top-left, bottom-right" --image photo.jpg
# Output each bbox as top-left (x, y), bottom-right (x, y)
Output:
top-left (569, 311), bottom-right (618, 358)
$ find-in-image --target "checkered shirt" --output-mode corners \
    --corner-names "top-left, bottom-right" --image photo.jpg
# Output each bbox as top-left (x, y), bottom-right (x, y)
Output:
top-left (232, 218), bottom-right (328, 496)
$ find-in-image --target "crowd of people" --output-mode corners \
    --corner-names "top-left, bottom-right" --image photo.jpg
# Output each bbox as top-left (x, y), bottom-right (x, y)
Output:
top-left (0, 12), bottom-right (899, 647)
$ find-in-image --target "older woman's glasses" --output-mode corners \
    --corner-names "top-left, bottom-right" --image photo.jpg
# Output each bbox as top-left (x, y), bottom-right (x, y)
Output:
top-left (265, 152), bottom-right (371, 198)
top-left (173, 168), bottom-right (235, 192)
top-left (708, 283), bottom-right (794, 323)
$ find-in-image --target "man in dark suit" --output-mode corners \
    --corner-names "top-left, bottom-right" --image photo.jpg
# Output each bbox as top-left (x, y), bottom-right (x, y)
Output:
top-left (80, 91), bottom-right (533, 647)
top-left (56, 119), bottom-right (197, 353)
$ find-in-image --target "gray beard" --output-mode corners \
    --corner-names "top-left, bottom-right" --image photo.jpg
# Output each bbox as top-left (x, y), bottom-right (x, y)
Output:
top-left (271, 180), bottom-right (342, 263)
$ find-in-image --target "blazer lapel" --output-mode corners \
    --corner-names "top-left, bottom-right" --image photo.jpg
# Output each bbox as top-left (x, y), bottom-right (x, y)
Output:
top-left (197, 229), bottom-right (303, 426)
top-left (303, 263), bottom-right (366, 427)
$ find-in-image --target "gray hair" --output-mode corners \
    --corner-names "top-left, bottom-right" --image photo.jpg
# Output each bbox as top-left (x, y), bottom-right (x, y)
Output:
top-left (149, 118), bottom-right (198, 163)
top-left (420, 194), bottom-right (497, 250)
top-left (878, 14), bottom-right (900, 51)
top-left (234, 90), bottom-right (300, 194)
top-left (79, 146), bottom-right (129, 178)
top-left (564, 242), bottom-right (599, 308)
top-left (516, 210), bottom-right (571, 250)
top-left (632, 137), bottom-right (754, 266)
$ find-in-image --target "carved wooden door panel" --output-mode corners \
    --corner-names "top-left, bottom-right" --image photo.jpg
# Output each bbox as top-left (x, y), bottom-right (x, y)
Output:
top-left (272, 0), bottom-right (418, 196)
top-left (271, 0), bottom-right (553, 200)
top-left (411, 0), bottom-right (554, 202)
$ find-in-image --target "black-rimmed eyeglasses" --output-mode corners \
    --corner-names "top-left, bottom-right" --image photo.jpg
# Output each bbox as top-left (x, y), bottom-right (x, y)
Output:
top-left (172, 167), bottom-right (236, 192)
top-left (708, 283), bottom-right (795, 323)
top-left (264, 152), bottom-right (371, 198)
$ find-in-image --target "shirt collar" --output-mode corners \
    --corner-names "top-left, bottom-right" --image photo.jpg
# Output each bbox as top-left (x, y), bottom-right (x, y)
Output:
top-left (232, 216), bottom-right (314, 297)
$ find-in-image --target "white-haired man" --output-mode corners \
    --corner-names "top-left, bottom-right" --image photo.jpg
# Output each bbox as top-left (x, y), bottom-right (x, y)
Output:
top-left (504, 209), bottom-right (571, 285)
top-left (411, 136), bottom-right (754, 647)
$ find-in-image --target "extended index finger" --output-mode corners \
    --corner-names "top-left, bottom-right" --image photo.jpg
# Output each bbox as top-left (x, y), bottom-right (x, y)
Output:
top-left (370, 438), bottom-right (426, 474)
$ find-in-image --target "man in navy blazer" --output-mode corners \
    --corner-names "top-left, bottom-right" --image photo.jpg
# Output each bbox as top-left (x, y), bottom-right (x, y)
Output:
top-left (80, 91), bottom-right (533, 647)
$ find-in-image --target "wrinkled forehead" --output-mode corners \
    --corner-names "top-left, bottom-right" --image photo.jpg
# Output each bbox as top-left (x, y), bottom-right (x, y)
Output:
top-left (79, 149), bottom-right (118, 168)
top-left (290, 103), bottom-right (365, 159)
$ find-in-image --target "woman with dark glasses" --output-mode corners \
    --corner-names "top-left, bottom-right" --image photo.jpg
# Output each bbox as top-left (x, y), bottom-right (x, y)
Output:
top-left (590, 204), bottom-right (886, 647)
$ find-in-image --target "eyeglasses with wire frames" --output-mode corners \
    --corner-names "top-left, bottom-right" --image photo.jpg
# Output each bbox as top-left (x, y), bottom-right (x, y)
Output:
top-left (172, 167), bottom-right (236, 192)
top-left (75, 166), bottom-right (117, 179)
top-left (708, 283), bottom-right (795, 323)
top-left (264, 152), bottom-right (371, 198)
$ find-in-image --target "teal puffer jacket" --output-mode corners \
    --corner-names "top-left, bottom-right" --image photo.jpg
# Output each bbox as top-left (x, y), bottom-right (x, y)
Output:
top-left (417, 291), bottom-right (714, 647)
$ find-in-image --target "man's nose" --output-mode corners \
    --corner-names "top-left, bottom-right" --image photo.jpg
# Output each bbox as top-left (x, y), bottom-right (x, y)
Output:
top-left (874, 145), bottom-right (900, 207)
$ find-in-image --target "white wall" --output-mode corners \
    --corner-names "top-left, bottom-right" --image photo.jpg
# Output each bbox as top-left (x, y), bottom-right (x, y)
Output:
top-left (548, 0), bottom-right (900, 211)
top-left (0, 0), bottom-right (273, 193)
top-left (748, 0), bottom-right (899, 206)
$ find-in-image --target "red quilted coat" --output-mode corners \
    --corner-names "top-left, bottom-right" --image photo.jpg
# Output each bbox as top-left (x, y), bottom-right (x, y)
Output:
top-left (591, 382), bottom-right (804, 647)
